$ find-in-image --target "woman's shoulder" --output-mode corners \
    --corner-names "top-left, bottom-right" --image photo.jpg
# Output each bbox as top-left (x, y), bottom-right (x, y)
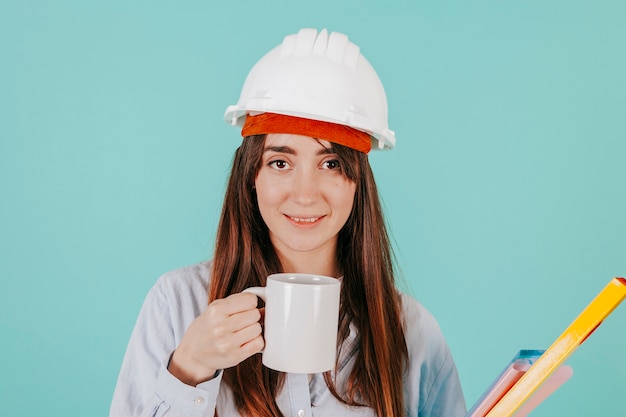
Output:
top-left (398, 293), bottom-right (439, 330)
top-left (147, 261), bottom-right (213, 307)
top-left (398, 292), bottom-right (450, 355)
top-left (157, 261), bottom-right (212, 286)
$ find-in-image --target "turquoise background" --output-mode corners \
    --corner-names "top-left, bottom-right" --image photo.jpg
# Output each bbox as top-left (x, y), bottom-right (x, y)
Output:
top-left (1, 1), bottom-right (624, 416)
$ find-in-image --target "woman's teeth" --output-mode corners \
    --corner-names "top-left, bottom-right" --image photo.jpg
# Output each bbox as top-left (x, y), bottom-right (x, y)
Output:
top-left (290, 216), bottom-right (319, 223)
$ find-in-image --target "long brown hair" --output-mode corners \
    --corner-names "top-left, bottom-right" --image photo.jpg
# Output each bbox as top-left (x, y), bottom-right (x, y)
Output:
top-left (209, 134), bottom-right (408, 416)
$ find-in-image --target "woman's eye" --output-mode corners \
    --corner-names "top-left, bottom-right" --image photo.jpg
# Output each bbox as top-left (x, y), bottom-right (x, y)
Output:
top-left (269, 160), bottom-right (289, 169)
top-left (323, 159), bottom-right (341, 170)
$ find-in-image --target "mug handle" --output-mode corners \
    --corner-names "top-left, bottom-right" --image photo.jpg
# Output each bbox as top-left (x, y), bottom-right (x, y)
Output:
top-left (243, 287), bottom-right (266, 301)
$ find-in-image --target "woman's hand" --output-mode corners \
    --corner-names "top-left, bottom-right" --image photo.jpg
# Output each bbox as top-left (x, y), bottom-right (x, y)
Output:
top-left (168, 292), bottom-right (264, 386)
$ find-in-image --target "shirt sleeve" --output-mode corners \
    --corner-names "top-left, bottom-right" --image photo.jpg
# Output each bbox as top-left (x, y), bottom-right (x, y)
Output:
top-left (418, 348), bottom-right (466, 417)
top-left (109, 278), bottom-right (221, 417)
top-left (401, 294), bottom-right (466, 417)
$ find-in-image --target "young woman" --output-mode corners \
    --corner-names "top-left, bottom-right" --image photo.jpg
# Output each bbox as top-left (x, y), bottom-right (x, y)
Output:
top-left (110, 29), bottom-right (466, 417)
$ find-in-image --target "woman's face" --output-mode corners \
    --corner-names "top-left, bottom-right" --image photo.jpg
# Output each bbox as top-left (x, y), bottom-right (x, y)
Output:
top-left (255, 133), bottom-right (357, 267)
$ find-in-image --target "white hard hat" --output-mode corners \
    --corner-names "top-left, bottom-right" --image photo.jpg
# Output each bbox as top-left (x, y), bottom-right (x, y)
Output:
top-left (224, 28), bottom-right (396, 150)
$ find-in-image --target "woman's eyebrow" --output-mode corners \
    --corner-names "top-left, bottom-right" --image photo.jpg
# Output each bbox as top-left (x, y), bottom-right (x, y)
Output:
top-left (315, 144), bottom-right (334, 155)
top-left (262, 145), bottom-right (335, 155)
top-left (263, 146), bottom-right (295, 154)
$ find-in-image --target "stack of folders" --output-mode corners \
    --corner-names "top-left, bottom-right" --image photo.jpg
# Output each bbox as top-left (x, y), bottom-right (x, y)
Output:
top-left (465, 350), bottom-right (573, 417)
top-left (465, 277), bottom-right (626, 417)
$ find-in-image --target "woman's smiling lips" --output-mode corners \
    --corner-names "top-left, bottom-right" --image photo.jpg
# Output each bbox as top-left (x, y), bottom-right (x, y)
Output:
top-left (284, 214), bottom-right (325, 226)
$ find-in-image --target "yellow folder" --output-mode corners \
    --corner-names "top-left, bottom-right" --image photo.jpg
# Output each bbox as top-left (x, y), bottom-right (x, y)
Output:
top-left (485, 277), bottom-right (626, 417)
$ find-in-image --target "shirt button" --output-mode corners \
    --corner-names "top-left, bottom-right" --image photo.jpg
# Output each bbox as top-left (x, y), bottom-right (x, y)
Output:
top-left (194, 397), bottom-right (205, 406)
top-left (297, 410), bottom-right (305, 417)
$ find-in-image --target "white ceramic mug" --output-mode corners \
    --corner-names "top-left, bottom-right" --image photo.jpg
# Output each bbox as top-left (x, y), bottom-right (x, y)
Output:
top-left (244, 273), bottom-right (341, 374)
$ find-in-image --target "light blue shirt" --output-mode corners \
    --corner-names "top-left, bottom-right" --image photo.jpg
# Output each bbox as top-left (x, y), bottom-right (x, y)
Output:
top-left (110, 262), bottom-right (466, 417)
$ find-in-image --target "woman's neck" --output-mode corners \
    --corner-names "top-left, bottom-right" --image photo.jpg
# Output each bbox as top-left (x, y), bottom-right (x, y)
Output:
top-left (275, 249), bottom-right (341, 278)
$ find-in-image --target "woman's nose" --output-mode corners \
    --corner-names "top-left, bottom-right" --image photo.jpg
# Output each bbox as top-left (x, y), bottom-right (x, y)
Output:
top-left (290, 167), bottom-right (320, 205)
